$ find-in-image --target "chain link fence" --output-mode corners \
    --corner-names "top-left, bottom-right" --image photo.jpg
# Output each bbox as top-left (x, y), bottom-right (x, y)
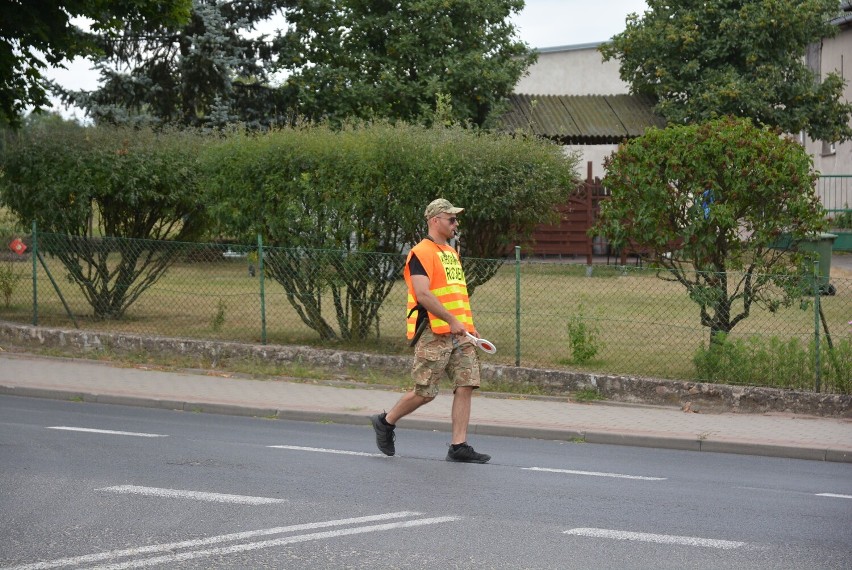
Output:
top-left (1, 232), bottom-right (849, 394)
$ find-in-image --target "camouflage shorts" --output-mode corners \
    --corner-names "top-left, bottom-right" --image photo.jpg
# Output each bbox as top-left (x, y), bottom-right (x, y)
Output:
top-left (411, 328), bottom-right (481, 398)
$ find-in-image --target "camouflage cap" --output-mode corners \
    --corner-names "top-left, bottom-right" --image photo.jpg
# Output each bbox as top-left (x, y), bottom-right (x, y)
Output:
top-left (424, 198), bottom-right (464, 219)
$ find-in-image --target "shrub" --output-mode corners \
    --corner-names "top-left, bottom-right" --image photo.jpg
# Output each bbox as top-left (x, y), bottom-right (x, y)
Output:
top-left (210, 298), bottom-right (226, 332)
top-left (564, 306), bottom-right (604, 364)
top-left (202, 121), bottom-right (579, 341)
top-left (693, 334), bottom-right (851, 394)
top-left (829, 205), bottom-right (852, 229)
top-left (0, 261), bottom-right (24, 307)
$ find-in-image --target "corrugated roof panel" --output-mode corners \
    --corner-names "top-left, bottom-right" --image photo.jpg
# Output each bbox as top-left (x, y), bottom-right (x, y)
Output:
top-left (528, 95), bottom-right (582, 138)
top-left (561, 95), bottom-right (626, 139)
top-left (502, 94), bottom-right (533, 132)
top-left (501, 93), bottom-right (665, 144)
top-left (605, 94), bottom-right (666, 137)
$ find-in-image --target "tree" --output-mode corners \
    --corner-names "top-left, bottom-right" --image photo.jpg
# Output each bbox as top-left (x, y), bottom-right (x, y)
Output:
top-left (600, 0), bottom-right (852, 143)
top-left (203, 120), bottom-right (577, 341)
top-left (595, 117), bottom-right (826, 342)
top-left (277, 0), bottom-right (535, 127)
top-left (0, 124), bottom-right (209, 319)
top-left (55, 0), bottom-right (294, 129)
top-left (0, 0), bottom-right (192, 128)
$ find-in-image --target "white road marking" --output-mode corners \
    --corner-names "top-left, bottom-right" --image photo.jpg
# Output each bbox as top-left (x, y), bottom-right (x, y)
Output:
top-left (524, 467), bottom-right (666, 481)
top-left (3, 512), bottom-right (424, 570)
top-left (268, 444), bottom-right (384, 457)
top-left (97, 485), bottom-right (287, 505)
top-left (46, 426), bottom-right (168, 438)
top-left (816, 493), bottom-right (852, 499)
top-left (564, 528), bottom-right (745, 550)
top-left (86, 516), bottom-right (461, 570)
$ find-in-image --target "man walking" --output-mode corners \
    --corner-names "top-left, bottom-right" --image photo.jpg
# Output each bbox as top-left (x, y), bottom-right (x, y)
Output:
top-left (370, 198), bottom-right (490, 464)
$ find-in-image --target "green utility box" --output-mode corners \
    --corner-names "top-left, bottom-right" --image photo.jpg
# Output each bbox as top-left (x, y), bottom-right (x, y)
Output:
top-left (797, 232), bottom-right (837, 291)
top-left (831, 230), bottom-right (852, 252)
top-left (772, 232), bottom-right (837, 293)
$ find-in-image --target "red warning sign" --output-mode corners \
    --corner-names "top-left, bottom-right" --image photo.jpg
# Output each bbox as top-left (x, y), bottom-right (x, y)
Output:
top-left (9, 238), bottom-right (27, 255)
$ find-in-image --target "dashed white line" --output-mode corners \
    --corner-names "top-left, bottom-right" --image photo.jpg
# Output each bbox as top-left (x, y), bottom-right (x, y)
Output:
top-left (564, 528), bottom-right (745, 550)
top-left (524, 467), bottom-right (666, 481)
top-left (816, 493), bottom-right (852, 499)
top-left (268, 444), bottom-right (384, 457)
top-left (46, 427), bottom-right (168, 438)
top-left (97, 485), bottom-right (287, 504)
top-left (3, 511), bottom-right (425, 570)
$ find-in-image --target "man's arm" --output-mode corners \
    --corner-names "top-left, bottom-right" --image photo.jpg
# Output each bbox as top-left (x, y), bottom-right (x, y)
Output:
top-left (411, 275), bottom-right (467, 336)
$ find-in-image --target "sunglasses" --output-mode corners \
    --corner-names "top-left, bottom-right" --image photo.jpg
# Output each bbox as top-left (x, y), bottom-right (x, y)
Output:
top-left (436, 216), bottom-right (458, 224)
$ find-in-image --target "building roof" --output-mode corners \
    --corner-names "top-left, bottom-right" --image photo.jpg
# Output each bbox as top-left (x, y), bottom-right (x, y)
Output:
top-left (533, 42), bottom-right (606, 54)
top-left (501, 93), bottom-right (666, 144)
top-left (832, 1), bottom-right (852, 26)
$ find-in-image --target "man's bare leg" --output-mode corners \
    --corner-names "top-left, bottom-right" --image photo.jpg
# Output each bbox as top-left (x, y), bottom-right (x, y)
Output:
top-left (450, 386), bottom-right (473, 444)
top-left (386, 391), bottom-right (434, 425)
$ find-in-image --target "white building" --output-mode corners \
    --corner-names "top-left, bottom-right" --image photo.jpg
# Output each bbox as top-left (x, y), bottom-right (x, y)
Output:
top-left (510, 5), bottom-right (852, 183)
top-left (506, 42), bottom-right (653, 180)
top-left (805, 5), bottom-right (852, 177)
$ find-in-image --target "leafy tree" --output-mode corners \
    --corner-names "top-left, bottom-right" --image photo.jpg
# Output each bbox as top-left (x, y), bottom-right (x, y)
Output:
top-left (203, 121), bottom-right (577, 341)
top-left (0, 0), bottom-right (191, 128)
top-left (55, 0), bottom-right (293, 129)
top-left (600, 0), bottom-right (852, 143)
top-left (0, 124), bottom-right (209, 319)
top-left (595, 117), bottom-right (826, 342)
top-left (277, 0), bottom-right (534, 127)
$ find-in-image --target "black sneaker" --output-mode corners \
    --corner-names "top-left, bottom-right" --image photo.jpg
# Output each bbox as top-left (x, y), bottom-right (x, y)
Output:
top-left (446, 443), bottom-right (490, 464)
top-left (370, 413), bottom-right (395, 456)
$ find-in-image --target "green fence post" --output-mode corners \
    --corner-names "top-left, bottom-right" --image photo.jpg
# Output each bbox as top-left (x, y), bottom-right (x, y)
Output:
top-left (31, 221), bottom-right (37, 326)
top-left (813, 260), bottom-right (821, 393)
top-left (258, 233), bottom-right (267, 345)
top-left (36, 249), bottom-right (79, 329)
top-left (515, 245), bottom-right (521, 367)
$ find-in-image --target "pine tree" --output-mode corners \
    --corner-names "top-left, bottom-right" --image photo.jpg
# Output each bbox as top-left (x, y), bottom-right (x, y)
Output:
top-left (55, 0), bottom-right (295, 129)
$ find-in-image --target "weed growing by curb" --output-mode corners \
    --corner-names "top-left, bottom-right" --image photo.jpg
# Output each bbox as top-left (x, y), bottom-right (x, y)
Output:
top-left (572, 388), bottom-right (605, 402)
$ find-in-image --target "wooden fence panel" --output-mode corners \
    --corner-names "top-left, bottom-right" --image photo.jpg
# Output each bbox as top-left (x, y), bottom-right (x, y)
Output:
top-left (528, 162), bottom-right (610, 262)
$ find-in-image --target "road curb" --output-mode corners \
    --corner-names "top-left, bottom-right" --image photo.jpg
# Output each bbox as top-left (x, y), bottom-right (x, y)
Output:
top-left (3, 384), bottom-right (849, 463)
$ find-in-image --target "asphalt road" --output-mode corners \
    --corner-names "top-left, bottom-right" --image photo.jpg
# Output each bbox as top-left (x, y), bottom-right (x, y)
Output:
top-left (1, 395), bottom-right (851, 569)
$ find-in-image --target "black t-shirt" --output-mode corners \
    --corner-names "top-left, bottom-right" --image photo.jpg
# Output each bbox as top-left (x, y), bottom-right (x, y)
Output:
top-left (408, 252), bottom-right (427, 277)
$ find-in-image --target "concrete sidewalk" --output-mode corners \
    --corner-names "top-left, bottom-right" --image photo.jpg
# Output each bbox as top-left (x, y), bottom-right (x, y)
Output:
top-left (0, 352), bottom-right (850, 463)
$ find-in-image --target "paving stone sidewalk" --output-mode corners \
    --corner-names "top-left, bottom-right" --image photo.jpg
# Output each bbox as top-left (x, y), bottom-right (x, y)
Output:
top-left (1, 353), bottom-right (850, 463)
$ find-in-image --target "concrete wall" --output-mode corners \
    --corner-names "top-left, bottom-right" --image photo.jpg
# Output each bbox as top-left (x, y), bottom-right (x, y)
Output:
top-left (564, 144), bottom-right (617, 180)
top-left (515, 43), bottom-right (630, 96)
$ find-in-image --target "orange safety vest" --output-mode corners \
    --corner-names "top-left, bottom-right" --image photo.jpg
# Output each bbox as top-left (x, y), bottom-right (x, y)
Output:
top-left (404, 239), bottom-right (474, 338)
